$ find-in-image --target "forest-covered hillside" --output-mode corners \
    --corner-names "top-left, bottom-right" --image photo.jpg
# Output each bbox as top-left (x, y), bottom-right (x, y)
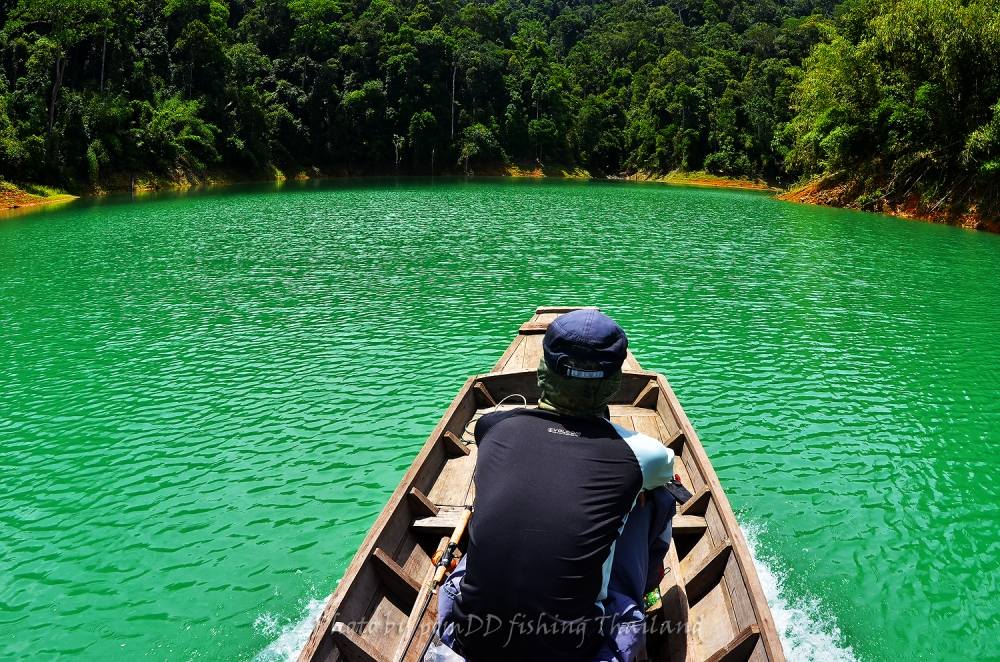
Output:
top-left (1, 0), bottom-right (998, 220)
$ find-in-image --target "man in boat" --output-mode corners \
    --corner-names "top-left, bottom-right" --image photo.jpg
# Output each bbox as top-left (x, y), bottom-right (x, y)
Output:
top-left (434, 310), bottom-right (677, 662)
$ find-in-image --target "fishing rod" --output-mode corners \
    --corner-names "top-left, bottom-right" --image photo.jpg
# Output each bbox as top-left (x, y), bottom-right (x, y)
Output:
top-left (397, 506), bottom-right (473, 659)
top-left (432, 506), bottom-right (473, 585)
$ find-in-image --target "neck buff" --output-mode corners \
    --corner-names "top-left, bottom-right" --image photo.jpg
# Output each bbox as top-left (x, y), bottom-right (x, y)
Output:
top-left (536, 358), bottom-right (622, 418)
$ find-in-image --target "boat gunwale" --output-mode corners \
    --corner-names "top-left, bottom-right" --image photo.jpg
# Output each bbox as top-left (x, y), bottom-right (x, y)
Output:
top-left (651, 371), bottom-right (784, 660)
top-left (298, 317), bottom-right (784, 662)
top-left (297, 374), bottom-right (479, 662)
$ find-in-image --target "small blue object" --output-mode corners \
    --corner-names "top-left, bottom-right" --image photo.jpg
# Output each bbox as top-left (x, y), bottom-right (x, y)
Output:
top-left (542, 309), bottom-right (628, 378)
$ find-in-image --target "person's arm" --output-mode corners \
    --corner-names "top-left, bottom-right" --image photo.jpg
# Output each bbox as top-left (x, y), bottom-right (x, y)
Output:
top-left (610, 423), bottom-right (676, 489)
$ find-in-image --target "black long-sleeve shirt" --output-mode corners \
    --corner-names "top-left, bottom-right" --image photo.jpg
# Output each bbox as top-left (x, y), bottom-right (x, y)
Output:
top-left (452, 408), bottom-right (673, 661)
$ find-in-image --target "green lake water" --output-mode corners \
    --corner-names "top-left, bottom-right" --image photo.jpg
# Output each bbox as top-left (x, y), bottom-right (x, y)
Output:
top-left (1, 178), bottom-right (998, 661)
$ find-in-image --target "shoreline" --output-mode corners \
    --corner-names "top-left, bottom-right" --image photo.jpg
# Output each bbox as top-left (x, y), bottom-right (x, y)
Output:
top-left (779, 179), bottom-right (999, 233)
top-left (614, 169), bottom-right (778, 191)
top-left (3, 166), bottom-right (773, 213)
top-left (0, 182), bottom-right (78, 212)
top-left (13, 171), bottom-right (996, 233)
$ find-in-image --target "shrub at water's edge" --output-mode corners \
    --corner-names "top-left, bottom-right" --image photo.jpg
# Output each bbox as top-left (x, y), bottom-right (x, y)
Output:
top-left (0, 181), bottom-right (76, 210)
top-left (781, 0), bottom-right (1000, 230)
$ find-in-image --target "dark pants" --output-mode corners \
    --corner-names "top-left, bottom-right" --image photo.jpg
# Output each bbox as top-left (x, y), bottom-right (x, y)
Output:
top-left (435, 488), bottom-right (675, 662)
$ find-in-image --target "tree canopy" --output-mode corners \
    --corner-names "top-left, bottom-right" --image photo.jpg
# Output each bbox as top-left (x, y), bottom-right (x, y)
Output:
top-left (0, 0), bottom-right (997, 219)
top-left (786, 0), bottom-right (1000, 214)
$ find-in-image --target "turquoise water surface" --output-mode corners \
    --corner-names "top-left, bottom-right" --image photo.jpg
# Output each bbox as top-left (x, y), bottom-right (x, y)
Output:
top-left (2, 179), bottom-right (998, 660)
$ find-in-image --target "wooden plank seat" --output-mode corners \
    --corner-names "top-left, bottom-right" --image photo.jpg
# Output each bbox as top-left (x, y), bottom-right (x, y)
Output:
top-left (298, 308), bottom-right (785, 662)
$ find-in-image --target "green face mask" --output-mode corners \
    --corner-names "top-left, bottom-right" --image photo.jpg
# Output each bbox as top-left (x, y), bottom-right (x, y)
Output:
top-left (536, 358), bottom-right (622, 418)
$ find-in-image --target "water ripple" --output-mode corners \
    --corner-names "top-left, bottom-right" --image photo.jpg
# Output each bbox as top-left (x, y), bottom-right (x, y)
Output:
top-left (1, 179), bottom-right (998, 660)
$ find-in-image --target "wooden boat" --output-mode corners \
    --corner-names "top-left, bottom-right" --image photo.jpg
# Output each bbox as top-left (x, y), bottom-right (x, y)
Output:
top-left (298, 307), bottom-right (784, 662)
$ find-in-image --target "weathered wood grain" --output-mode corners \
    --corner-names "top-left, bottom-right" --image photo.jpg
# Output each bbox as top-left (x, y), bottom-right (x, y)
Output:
top-left (299, 309), bottom-right (784, 662)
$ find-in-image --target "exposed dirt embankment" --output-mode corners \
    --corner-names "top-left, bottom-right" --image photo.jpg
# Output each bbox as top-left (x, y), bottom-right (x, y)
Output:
top-left (779, 178), bottom-right (1000, 233)
top-left (1, 182), bottom-right (77, 210)
top-left (463, 164), bottom-right (772, 188)
top-left (619, 170), bottom-right (777, 191)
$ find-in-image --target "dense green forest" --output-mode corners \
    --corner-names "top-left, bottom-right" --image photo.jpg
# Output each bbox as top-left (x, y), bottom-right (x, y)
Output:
top-left (0, 0), bottom-right (998, 216)
top-left (788, 0), bottom-right (1000, 218)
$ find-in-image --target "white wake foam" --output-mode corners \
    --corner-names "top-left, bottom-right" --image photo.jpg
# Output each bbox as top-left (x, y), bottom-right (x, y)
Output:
top-left (742, 520), bottom-right (858, 662)
top-left (254, 596), bottom-right (329, 662)
top-left (256, 525), bottom-right (859, 662)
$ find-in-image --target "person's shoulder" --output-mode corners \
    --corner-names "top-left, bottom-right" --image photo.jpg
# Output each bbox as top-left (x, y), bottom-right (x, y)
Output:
top-left (479, 408), bottom-right (527, 428)
top-left (474, 408), bottom-right (531, 442)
